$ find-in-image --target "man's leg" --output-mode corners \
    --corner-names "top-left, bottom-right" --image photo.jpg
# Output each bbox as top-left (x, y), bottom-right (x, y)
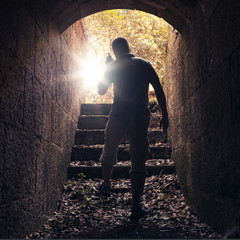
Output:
top-left (128, 110), bottom-right (150, 214)
top-left (129, 139), bottom-right (149, 220)
top-left (128, 137), bottom-right (149, 220)
top-left (101, 164), bottom-right (113, 188)
top-left (130, 171), bottom-right (146, 208)
top-left (100, 112), bottom-right (126, 191)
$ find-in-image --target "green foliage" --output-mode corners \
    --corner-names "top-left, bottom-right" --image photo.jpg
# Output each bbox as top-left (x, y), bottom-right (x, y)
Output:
top-left (149, 97), bottom-right (158, 103)
top-left (76, 172), bottom-right (87, 180)
top-left (70, 173), bottom-right (92, 203)
top-left (149, 97), bottom-right (160, 113)
top-left (83, 9), bottom-right (168, 80)
top-left (162, 194), bottom-right (170, 200)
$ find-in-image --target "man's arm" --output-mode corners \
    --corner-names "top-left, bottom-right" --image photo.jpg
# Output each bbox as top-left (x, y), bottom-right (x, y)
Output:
top-left (149, 65), bottom-right (169, 132)
top-left (98, 54), bottom-right (113, 95)
top-left (98, 78), bottom-right (110, 95)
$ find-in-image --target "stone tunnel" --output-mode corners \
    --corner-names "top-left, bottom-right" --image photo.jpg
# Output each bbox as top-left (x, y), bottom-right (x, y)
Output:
top-left (0, 0), bottom-right (239, 238)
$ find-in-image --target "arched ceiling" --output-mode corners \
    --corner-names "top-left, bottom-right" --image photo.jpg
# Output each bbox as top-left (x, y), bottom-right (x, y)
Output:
top-left (49, 0), bottom-right (194, 34)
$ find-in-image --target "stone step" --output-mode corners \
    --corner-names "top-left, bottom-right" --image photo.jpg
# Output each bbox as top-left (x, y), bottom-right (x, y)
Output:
top-left (78, 115), bottom-right (162, 130)
top-left (78, 115), bottom-right (108, 129)
top-left (68, 159), bottom-right (175, 179)
top-left (81, 104), bottom-right (112, 116)
top-left (71, 144), bottom-right (171, 161)
top-left (74, 129), bottom-right (167, 145)
top-left (70, 158), bottom-right (174, 167)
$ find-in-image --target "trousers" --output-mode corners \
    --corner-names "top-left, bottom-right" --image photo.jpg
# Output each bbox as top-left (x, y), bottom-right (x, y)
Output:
top-left (100, 104), bottom-right (150, 174)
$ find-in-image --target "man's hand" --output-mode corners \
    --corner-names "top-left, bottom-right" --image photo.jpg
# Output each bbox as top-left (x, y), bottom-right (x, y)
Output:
top-left (105, 53), bottom-right (113, 64)
top-left (160, 115), bottom-right (169, 133)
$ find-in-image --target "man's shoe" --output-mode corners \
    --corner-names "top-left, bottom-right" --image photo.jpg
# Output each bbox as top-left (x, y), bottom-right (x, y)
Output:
top-left (98, 182), bottom-right (111, 197)
top-left (130, 205), bottom-right (150, 221)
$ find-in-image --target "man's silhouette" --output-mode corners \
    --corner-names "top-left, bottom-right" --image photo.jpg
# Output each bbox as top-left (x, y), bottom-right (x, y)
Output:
top-left (98, 37), bottom-right (169, 220)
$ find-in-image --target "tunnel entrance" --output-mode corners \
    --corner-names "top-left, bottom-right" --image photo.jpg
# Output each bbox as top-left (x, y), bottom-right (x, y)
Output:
top-left (27, 5), bottom-right (221, 239)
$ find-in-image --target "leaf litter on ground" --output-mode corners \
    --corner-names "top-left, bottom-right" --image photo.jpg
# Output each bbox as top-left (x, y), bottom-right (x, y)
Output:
top-left (27, 174), bottom-right (223, 239)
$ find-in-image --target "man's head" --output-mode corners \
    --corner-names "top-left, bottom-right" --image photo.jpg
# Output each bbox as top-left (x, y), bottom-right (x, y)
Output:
top-left (112, 37), bottom-right (130, 59)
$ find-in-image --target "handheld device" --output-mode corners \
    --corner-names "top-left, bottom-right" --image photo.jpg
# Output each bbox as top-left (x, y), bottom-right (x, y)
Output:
top-left (106, 52), bottom-right (113, 63)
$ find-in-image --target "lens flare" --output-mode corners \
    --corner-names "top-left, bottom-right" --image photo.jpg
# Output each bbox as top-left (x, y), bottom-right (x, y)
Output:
top-left (81, 57), bottom-right (105, 91)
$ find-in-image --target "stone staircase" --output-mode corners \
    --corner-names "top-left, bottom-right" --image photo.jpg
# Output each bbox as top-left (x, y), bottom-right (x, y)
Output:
top-left (68, 104), bottom-right (174, 179)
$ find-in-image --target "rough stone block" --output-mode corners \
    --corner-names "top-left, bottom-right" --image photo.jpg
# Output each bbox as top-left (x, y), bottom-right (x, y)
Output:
top-left (195, 24), bottom-right (211, 83)
top-left (173, 145), bottom-right (190, 192)
top-left (17, 2), bottom-right (36, 75)
top-left (23, 71), bottom-right (35, 132)
top-left (210, 0), bottom-right (240, 70)
top-left (214, 127), bottom-right (238, 197)
top-left (35, 25), bottom-right (51, 85)
top-left (55, 65), bottom-right (69, 111)
top-left (168, 112), bottom-right (181, 150)
top-left (68, 118), bottom-right (77, 149)
top-left (0, 1), bottom-right (19, 53)
top-left (3, 127), bottom-right (36, 203)
top-left (60, 38), bottom-right (71, 76)
top-left (48, 21), bottom-right (61, 61)
top-left (42, 90), bottom-right (52, 141)
top-left (230, 46), bottom-right (240, 125)
top-left (0, 51), bottom-right (25, 129)
top-left (50, 100), bottom-right (61, 145)
top-left (49, 100), bottom-right (71, 147)
top-left (80, 0), bottom-right (107, 18)
top-left (186, 188), bottom-right (236, 234)
top-left (199, 0), bottom-right (219, 23)
top-left (188, 91), bottom-right (204, 141)
top-left (58, 108), bottom-right (70, 148)
top-left (0, 194), bottom-right (45, 238)
top-left (42, 143), bottom-right (69, 214)
top-left (46, 53), bottom-right (58, 95)
top-left (0, 126), bottom-right (4, 204)
top-left (54, 1), bottom-right (80, 33)
top-left (25, 0), bottom-right (50, 37)
top-left (178, 102), bottom-right (192, 141)
top-left (35, 140), bottom-right (46, 195)
top-left (190, 139), bottom-right (203, 189)
top-left (203, 61), bottom-right (232, 134)
top-left (199, 133), bottom-right (219, 193)
top-left (185, 48), bottom-right (202, 97)
top-left (32, 77), bottom-right (44, 137)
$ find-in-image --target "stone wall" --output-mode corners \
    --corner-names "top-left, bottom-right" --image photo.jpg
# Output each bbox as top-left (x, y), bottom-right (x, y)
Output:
top-left (164, 0), bottom-right (240, 233)
top-left (0, 0), bottom-right (86, 238)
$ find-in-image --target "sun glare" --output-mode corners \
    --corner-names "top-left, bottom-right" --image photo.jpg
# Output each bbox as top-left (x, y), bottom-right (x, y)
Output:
top-left (81, 57), bottom-right (105, 91)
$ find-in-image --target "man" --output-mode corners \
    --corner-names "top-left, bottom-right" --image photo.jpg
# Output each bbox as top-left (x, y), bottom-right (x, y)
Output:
top-left (98, 37), bottom-right (169, 220)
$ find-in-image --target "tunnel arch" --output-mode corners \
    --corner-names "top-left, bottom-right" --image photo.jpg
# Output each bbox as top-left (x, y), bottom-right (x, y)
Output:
top-left (49, 0), bottom-right (193, 34)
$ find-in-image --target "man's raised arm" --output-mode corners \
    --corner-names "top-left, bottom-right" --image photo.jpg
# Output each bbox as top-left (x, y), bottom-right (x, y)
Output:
top-left (98, 53), bottom-right (113, 95)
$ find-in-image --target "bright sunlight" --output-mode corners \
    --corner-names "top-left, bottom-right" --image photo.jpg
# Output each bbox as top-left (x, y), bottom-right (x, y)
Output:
top-left (81, 56), bottom-right (105, 91)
